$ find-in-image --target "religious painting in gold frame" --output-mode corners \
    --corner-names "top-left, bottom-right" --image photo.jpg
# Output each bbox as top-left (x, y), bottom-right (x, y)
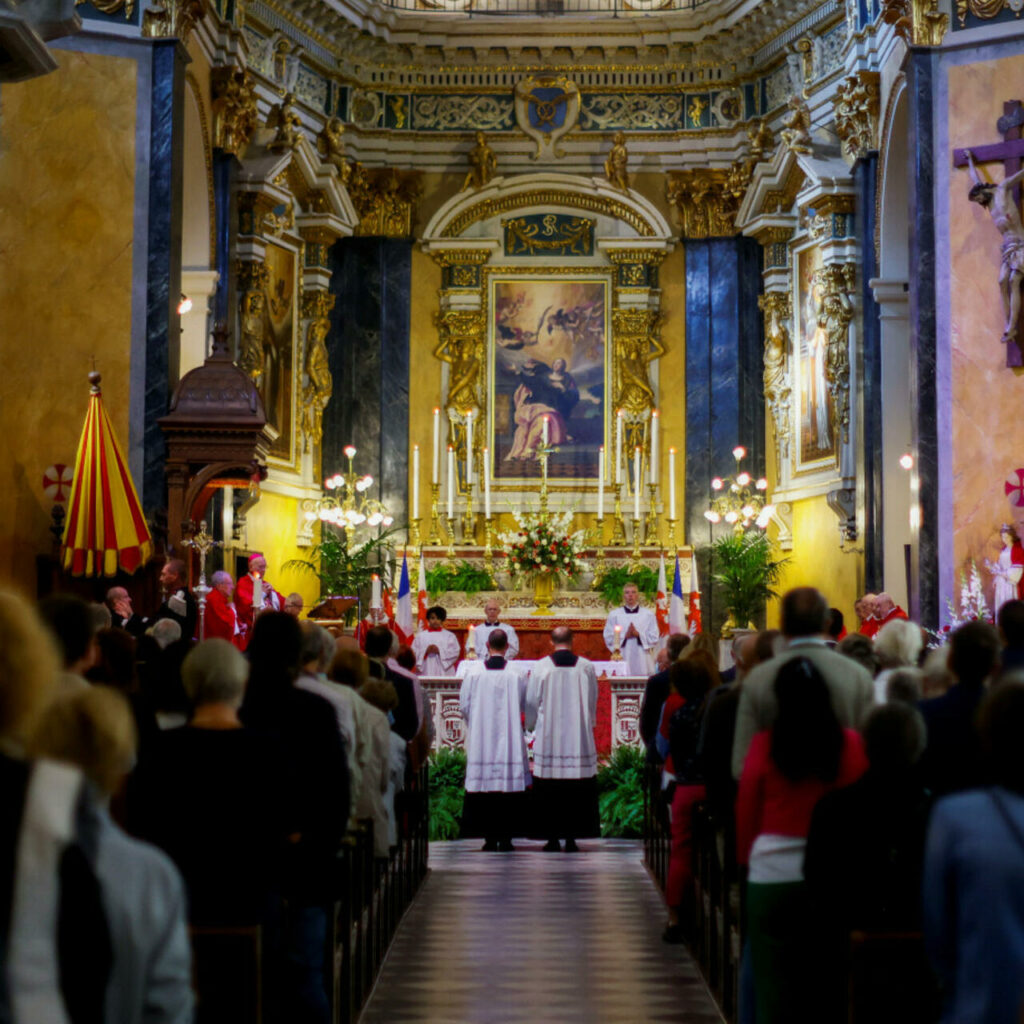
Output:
top-left (261, 241), bottom-right (297, 464)
top-left (488, 274), bottom-right (609, 483)
top-left (794, 243), bottom-right (837, 471)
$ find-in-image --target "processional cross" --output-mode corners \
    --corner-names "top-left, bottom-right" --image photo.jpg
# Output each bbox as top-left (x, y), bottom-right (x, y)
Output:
top-left (953, 99), bottom-right (1024, 367)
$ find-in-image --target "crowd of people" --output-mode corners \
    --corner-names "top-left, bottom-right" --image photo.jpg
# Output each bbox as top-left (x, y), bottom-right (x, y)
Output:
top-left (0, 563), bottom-right (434, 1024)
top-left (639, 585), bottom-right (1024, 1024)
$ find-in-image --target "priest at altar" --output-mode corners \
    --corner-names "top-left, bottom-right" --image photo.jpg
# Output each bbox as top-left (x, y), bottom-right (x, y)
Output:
top-left (471, 599), bottom-right (520, 661)
top-left (412, 606), bottom-right (461, 676)
top-left (603, 583), bottom-right (660, 676)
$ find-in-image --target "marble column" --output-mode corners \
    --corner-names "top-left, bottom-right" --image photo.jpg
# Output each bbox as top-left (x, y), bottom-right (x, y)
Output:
top-left (212, 150), bottom-right (233, 325)
top-left (684, 236), bottom-right (765, 631)
top-left (143, 39), bottom-right (187, 510)
top-left (324, 237), bottom-right (412, 529)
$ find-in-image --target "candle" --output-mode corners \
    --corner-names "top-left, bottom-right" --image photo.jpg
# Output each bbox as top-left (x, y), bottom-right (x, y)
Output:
top-left (371, 574), bottom-right (381, 609)
top-left (252, 572), bottom-right (263, 609)
top-left (432, 408), bottom-right (440, 484)
top-left (542, 415), bottom-right (549, 446)
top-left (412, 444), bottom-right (420, 520)
top-left (633, 447), bottom-right (641, 520)
top-left (483, 447), bottom-right (492, 519)
top-left (650, 410), bottom-right (659, 484)
top-left (614, 623), bottom-right (621, 651)
top-left (669, 447), bottom-right (677, 521)
top-left (597, 446), bottom-right (605, 520)
top-left (615, 410), bottom-right (624, 484)
top-left (465, 409), bottom-right (473, 487)
top-left (447, 446), bottom-right (455, 519)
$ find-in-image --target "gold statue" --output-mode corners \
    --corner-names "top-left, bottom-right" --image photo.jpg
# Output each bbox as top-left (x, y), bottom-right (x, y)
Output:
top-left (434, 311), bottom-right (485, 413)
top-left (316, 117), bottom-right (350, 183)
top-left (760, 294), bottom-right (792, 464)
top-left (238, 290), bottom-right (265, 386)
top-left (461, 132), bottom-right (497, 191)
top-left (301, 317), bottom-right (332, 450)
top-left (604, 132), bottom-right (629, 191)
top-left (747, 118), bottom-right (774, 162)
top-left (267, 92), bottom-right (302, 152)
top-left (780, 95), bottom-right (813, 155)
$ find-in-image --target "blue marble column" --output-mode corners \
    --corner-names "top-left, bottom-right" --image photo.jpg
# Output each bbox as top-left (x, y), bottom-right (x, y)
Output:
top-left (324, 238), bottom-right (412, 530)
top-left (143, 39), bottom-right (187, 510)
top-left (855, 155), bottom-right (884, 592)
top-left (907, 51), bottom-right (939, 627)
top-left (212, 150), bottom-right (233, 325)
top-left (684, 236), bottom-right (765, 631)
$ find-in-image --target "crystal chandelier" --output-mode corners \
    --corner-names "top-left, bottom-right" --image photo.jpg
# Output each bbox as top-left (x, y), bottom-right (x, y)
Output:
top-left (303, 445), bottom-right (394, 535)
top-left (703, 446), bottom-right (775, 534)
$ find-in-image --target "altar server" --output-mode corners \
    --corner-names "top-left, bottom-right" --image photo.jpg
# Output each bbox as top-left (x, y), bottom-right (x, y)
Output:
top-left (526, 626), bottom-right (600, 852)
top-left (603, 582), bottom-right (660, 676)
top-left (203, 570), bottom-right (243, 646)
top-left (412, 605), bottom-right (461, 676)
top-left (460, 629), bottom-right (530, 851)
top-left (471, 598), bottom-right (520, 661)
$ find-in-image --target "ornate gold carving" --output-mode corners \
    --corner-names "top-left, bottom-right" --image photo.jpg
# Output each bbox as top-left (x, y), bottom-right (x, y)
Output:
top-left (758, 291), bottom-right (793, 469)
top-left (263, 199), bottom-right (294, 237)
top-left (348, 165), bottom-right (422, 238)
top-left (211, 68), bottom-right (257, 157)
top-left (833, 71), bottom-right (881, 164)
top-left (430, 249), bottom-right (494, 268)
top-left (461, 132), bottom-right (497, 191)
top-left (747, 119), bottom-right (774, 163)
top-left (236, 261), bottom-right (269, 385)
top-left (434, 309), bottom-right (486, 419)
top-left (780, 95), bottom-right (813, 155)
top-left (612, 308), bottom-right (663, 416)
top-left (813, 263), bottom-right (856, 445)
top-left (442, 191), bottom-right (655, 239)
top-left (604, 132), bottom-right (629, 191)
top-left (141, 0), bottom-right (203, 40)
top-left (880, 0), bottom-right (949, 46)
top-left (316, 118), bottom-right (350, 183)
top-left (687, 96), bottom-right (707, 129)
top-left (503, 216), bottom-right (593, 256)
top-left (301, 291), bottom-right (335, 452)
top-left (75, 0), bottom-right (134, 21)
top-left (666, 169), bottom-right (738, 239)
top-left (267, 93), bottom-right (303, 152)
top-left (957, 0), bottom-right (1009, 26)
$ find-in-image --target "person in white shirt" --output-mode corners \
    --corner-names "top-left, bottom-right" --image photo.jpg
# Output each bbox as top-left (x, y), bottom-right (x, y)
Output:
top-left (471, 599), bottom-right (520, 661)
top-left (603, 583), bottom-right (660, 676)
top-left (411, 605), bottom-right (461, 676)
top-left (460, 629), bottom-right (530, 852)
top-left (526, 626), bottom-right (600, 852)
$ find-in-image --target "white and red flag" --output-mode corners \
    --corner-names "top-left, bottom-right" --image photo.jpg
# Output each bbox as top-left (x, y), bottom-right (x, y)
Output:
top-left (655, 553), bottom-right (670, 637)
top-left (688, 556), bottom-right (703, 635)
top-left (417, 553), bottom-right (428, 630)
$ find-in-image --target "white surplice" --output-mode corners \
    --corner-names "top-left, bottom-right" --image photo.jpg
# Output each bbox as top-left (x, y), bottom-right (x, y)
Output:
top-left (460, 660), bottom-right (530, 792)
top-left (411, 627), bottom-right (460, 676)
top-left (525, 653), bottom-right (598, 779)
top-left (471, 621), bottom-right (521, 660)
top-left (603, 605), bottom-right (660, 676)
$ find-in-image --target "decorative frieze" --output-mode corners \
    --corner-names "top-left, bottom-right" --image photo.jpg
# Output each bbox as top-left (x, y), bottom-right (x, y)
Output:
top-left (347, 165), bottom-right (422, 238)
top-left (665, 169), bottom-right (738, 239)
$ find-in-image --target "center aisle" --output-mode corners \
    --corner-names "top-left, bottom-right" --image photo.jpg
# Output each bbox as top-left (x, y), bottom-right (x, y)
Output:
top-left (358, 839), bottom-right (725, 1024)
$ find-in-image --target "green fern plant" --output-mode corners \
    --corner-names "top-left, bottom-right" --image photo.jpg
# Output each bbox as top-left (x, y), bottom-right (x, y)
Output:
top-left (428, 748), bottom-right (467, 841)
top-left (596, 744), bottom-right (646, 838)
top-left (425, 561), bottom-right (495, 601)
top-left (710, 531), bottom-right (789, 629)
top-left (594, 565), bottom-right (661, 609)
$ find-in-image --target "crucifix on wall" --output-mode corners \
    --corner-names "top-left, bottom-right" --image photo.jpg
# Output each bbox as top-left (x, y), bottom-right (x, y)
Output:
top-left (954, 100), bottom-right (1024, 368)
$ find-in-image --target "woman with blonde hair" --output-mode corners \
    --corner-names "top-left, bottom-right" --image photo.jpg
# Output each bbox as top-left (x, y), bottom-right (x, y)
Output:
top-left (0, 588), bottom-right (60, 748)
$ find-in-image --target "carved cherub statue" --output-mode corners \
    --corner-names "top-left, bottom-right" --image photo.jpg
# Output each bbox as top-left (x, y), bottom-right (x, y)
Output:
top-left (604, 132), bottom-right (629, 191)
top-left (461, 132), bottom-right (497, 191)
top-left (267, 92), bottom-right (302, 152)
top-left (317, 117), bottom-right (350, 182)
top-left (780, 95), bottom-right (813, 155)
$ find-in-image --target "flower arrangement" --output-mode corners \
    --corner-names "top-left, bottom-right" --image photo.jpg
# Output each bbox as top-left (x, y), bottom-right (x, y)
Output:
top-left (944, 559), bottom-right (992, 631)
top-left (498, 509), bottom-right (589, 584)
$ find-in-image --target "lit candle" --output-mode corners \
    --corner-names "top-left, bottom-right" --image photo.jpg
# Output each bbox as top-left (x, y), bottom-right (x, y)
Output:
top-left (597, 446), bottom-right (605, 519)
top-left (252, 571), bottom-right (263, 610)
top-left (614, 623), bottom-right (621, 652)
top-left (483, 447), bottom-right (492, 519)
top-left (669, 447), bottom-right (677, 521)
top-left (650, 410), bottom-right (659, 484)
top-left (447, 445), bottom-right (455, 519)
top-left (412, 444), bottom-right (420, 520)
top-left (432, 408), bottom-right (440, 484)
top-left (542, 415), bottom-right (549, 447)
top-left (634, 446), bottom-right (641, 520)
top-left (465, 409), bottom-right (473, 487)
top-left (371, 574), bottom-right (381, 610)
top-left (616, 410), bottom-right (624, 485)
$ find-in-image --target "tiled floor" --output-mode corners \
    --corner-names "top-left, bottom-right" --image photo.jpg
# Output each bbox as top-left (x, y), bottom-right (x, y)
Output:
top-left (359, 839), bottom-right (726, 1024)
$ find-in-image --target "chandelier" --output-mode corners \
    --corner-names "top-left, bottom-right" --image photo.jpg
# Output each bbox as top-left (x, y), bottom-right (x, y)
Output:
top-left (703, 446), bottom-right (774, 534)
top-left (303, 445), bottom-right (394, 535)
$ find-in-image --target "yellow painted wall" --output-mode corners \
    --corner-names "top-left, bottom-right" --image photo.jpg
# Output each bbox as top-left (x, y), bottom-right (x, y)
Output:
top-left (0, 50), bottom-right (138, 592)
top-left (948, 54), bottom-right (1024, 594)
top-left (241, 491), bottom-right (321, 610)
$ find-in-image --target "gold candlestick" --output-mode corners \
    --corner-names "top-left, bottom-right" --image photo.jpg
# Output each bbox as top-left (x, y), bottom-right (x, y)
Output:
top-left (592, 517), bottom-right (607, 585)
top-left (535, 439), bottom-right (557, 517)
top-left (446, 517), bottom-right (457, 559)
top-left (645, 483), bottom-right (659, 546)
top-left (428, 483), bottom-right (443, 546)
top-left (463, 481), bottom-right (476, 544)
top-left (630, 517), bottom-right (643, 571)
top-left (484, 517), bottom-right (494, 577)
top-left (667, 518), bottom-right (678, 556)
top-left (610, 627), bottom-right (623, 661)
top-left (410, 518), bottom-right (422, 555)
top-left (611, 486), bottom-right (627, 546)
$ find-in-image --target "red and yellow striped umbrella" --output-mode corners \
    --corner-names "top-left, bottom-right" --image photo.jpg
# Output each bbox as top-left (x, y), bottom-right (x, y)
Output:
top-left (61, 371), bottom-right (153, 577)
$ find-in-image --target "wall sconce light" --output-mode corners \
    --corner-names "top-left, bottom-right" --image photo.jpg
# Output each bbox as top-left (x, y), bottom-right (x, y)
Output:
top-left (177, 293), bottom-right (193, 315)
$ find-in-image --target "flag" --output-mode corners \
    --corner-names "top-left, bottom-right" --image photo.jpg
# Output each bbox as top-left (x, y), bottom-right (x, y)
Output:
top-left (688, 556), bottom-right (703, 635)
top-left (670, 552), bottom-right (687, 633)
top-left (381, 584), bottom-right (396, 626)
top-left (395, 553), bottom-right (413, 643)
top-left (655, 553), bottom-right (670, 637)
top-left (417, 553), bottom-right (428, 630)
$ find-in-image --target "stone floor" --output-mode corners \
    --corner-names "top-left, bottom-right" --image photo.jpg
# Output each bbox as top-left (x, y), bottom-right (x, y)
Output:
top-left (359, 839), bottom-right (725, 1024)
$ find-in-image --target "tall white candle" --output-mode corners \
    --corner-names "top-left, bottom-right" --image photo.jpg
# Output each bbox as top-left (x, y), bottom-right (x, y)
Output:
top-left (542, 415), bottom-right (549, 446)
top-left (615, 410), bottom-right (624, 485)
top-left (669, 447), bottom-right (677, 521)
top-left (432, 408), bottom-right (440, 484)
top-left (412, 444), bottom-right (420, 520)
top-left (597, 446), bottom-right (605, 519)
top-left (483, 447), bottom-right (492, 518)
top-left (465, 409), bottom-right (473, 487)
top-left (650, 410), bottom-right (659, 484)
top-left (447, 446), bottom-right (455, 519)
top-left (371, 574), bottom-right (381, 609)
top-left (633, 447), bottom-right (641, 520)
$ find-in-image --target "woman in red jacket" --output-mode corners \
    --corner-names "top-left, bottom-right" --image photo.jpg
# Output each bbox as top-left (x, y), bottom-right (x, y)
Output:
top-left (736, 656), bottom-right (867, 1024)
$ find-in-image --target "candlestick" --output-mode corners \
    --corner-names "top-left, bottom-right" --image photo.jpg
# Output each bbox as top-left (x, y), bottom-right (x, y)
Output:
top-left (542, 415), bottom-right (549, 447)
top-left (447, 445), bottom-right (455, 520)
top-left (597, 446), bottom-right (605, 521)
top-left (615, 410), bottom-right (623, 484)
top-left (645, 483), bottom-right (659, 546)
top-left (446, 516), bottom-right (456, 558)
top-left (483, 447), bottom-right (492, 519)
top-left (630, 517), bottom-right (643, 570)
top-left (667, 518), bottom-right (678, 556)
top-left (371, 574), bottom-right (381, 609)
top-left (465, 409), bottom-right (473, 487)
top-left (650, 410), bottom-right (659, 484)
top-left (428, 483), bottom-right (442, 546)
top-left (593, 518), bottom-right (607, 585)
top-left (669, 447), bottom-right (677, 521)
top-left (410, 517), bottom-right (421, 554)
top-left (432, 408), bottom-right (440, 484)
top-left (611, 623), bottom-right (623, 661)
top-left (184, 521), bottom-right (222, 642)
top-left (611, 485), bottom-right (627, 546)
top-left (412, 444), bottom-right (420, 521)
top-left (463, 480), bottom-right (476, 543)
top-left (633, 447), bottom-right (641, 521)
top-left (484, 516), bottom-right (494, 577)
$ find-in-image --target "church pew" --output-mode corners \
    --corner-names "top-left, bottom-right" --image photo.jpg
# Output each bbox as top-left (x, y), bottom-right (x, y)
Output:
top-left (190, 923), bottom-right (263, 1024)
top-left (846, 930), bottom-right (940, 1024)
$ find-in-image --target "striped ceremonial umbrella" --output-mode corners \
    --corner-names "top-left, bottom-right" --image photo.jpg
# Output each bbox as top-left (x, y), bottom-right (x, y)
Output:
top-left (61, 371), bottom-right (153, 577)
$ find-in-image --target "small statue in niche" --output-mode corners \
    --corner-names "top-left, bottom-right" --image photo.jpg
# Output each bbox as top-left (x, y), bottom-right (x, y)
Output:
top-left (238, 291), bottom-right (266, 387)
top-left (780, 95), bottom-right (813, 155)
top-left (461, 132), bottom-right (497, 191)
top-left (966, 149), bottom-right (1024, 344)
top-left (267, 92), bottom-right (302, 152)
top-left (317, 117), bottom-right (350, 183)
top-left (604, 132), bottom-right (629, 190)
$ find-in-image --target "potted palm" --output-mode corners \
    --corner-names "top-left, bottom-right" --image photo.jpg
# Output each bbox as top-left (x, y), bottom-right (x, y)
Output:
top-left (710, 531), bottom-right (788, 635)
